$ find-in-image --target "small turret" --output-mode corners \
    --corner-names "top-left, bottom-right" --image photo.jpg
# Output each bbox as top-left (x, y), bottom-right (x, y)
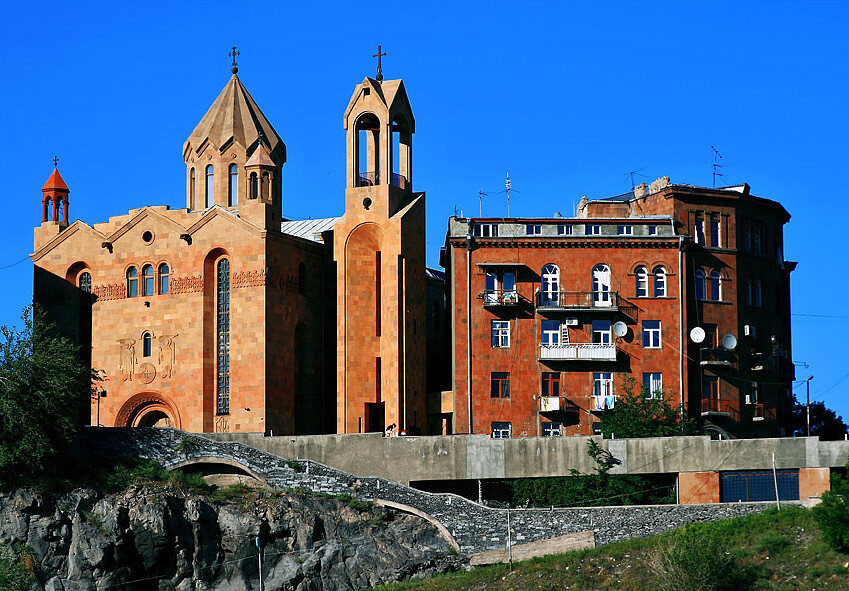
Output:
top-left (42, 163), bottom-right (70, 227)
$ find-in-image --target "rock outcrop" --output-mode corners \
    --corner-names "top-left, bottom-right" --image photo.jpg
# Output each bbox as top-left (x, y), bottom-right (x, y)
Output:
top-left (0, 486), bottom-right (465, 590)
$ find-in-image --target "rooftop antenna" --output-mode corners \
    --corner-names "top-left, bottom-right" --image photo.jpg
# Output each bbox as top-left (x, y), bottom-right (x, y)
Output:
top-left (478, 188), bottom-right (488, 217)
top-left (710, 145), bottom-right (723, 188)
top-left (624, 167), bottom-right (647, 191)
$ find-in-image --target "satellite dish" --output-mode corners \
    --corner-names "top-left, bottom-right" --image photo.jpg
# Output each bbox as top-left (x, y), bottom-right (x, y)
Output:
top-left (613, 321), bottom-right (628, 337)
top-left (722, 334), bottom-right (738, 350)
top-left (690, 327), bottom-right (706, 344)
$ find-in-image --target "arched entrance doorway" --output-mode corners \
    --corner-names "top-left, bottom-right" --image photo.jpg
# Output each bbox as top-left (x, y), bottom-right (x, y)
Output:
top-left (115, 392), bottom-right (182, 429)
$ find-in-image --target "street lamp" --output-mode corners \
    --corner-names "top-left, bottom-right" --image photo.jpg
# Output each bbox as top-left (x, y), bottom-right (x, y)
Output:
top-left (805, 376), bottom-right (814, 437)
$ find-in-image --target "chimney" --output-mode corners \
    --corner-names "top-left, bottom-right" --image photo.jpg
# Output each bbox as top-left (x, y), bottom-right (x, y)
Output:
top-left (648, 176), bottom-right (671, 195)
top-left (633, 183), bottom-right (648, 198)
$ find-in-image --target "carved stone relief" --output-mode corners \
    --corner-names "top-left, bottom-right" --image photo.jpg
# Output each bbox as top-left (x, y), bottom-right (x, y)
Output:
top-left (157, 334), bottom-right (178, 379)
top-left (215, 416), bottom-right (229, 433)
top-left (139, 363), bottom-right (156, 384)
top-left (118, 339), bottom-right (136, 381)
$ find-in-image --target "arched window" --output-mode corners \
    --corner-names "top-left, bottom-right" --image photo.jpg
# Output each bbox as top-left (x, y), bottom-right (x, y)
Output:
top-left (249, 172), bottom-right (258, 199)
top-left (142, 264), bottom-right (154, 296)
top-left (695, 269), bottom-right (705, 300)
top-left (744, 277), bottom-right (753, 306)
top-left (634, 266), bottom-right (648, 297)
top-left (205, 165), bottom-right (214, 208)
top-left (190, 168), bottom-right (195, 209)
top-left (261, 172), bottom-right (270, 201)
top-left (216, 258), bottom-right (231, 415)
top-left (158, 263), bottom-right (170, 295)
top-left (298, 262), bottom-right (306, 295)
top-left (753, 278), bottom-right (762, 307)
top-left (79, 271), bottom-right (92, 293)
top-left (653, 266), bottom-right (667, 297)
top-left (228, 163), bottom-right (238, 207)
top-left (592, 264), bottom-right (611, 307)
top-left (540, 264), bottom-right (560, 306)
top-left (708, 271), bottom-right (721, 301)
top-left (142, 332), bottom-right (152, 357)
top-left (127, 267), bottom-right (138, 298)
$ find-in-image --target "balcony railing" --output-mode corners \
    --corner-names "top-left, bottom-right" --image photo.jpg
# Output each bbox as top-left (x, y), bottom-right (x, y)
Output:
top-left (701, 398), bottom-right (738, 420)
top-left (539, 343), bottom-right (617, 361)
top-left (391, 172), bottom-right (408, 189)
top-left (752, 403), bottom-right (777, 421)
top-left (481, 290), bottom-right (520, 307)
top-left (536, 291), bottom-right (638, 321)
top-left (700, 347), bottom-right (736, 366)
top-left (356, 171), bottom-right (380, 187)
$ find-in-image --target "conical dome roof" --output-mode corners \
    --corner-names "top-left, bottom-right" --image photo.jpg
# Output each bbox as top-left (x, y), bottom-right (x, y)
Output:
top-left (184, 74), bottom-right (284, 161)
top-left (42, 168), bottom-right (69, 192)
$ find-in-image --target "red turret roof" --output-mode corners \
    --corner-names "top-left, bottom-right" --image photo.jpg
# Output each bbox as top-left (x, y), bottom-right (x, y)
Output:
top-left (42, 168), bottom-right (69, 192)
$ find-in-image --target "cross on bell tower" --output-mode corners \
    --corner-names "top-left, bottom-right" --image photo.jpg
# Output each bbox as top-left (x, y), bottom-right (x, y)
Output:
top-left (373, 45), bottom-right (386, 82)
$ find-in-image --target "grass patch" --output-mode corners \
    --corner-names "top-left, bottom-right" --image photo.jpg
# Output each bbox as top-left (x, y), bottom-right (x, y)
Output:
top-left (285, 459), bottom-right (305, 473)
top-left (210, 483), bottom-right (256, 504)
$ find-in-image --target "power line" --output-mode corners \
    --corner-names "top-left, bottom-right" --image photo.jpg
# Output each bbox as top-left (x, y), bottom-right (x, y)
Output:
top-left (0, 256), bottom-right (30, 270)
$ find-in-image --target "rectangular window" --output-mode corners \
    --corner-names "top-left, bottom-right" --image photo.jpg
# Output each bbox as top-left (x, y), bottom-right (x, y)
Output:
top-left (592, 320), bottom-right (612, 345)
top-left (542, 422), bottom-right (562, 437)
top-left (642, 372), bottom-right (663, 398)
top-left (542, 372), bottom-right (560, 397)
top-left (491, 372), bottom-right (510, 399)
top-left (709, 214), bottom-right (721, 247)
top-left (557, 224), bottom-right (573, 235)
top-left (702, 375), bottom-right (719, 401)
top-left (694, 214), bottom-right (705, 244)
top-left (491, 421), bottom-right (512, 439)
top-left (585, 224), bottom-right (601, 235)
top-left (541, 320), bottom-right (560, 345)
top-left (617, 224), bottom-right (633, 235)
top-left (642, 320), bottom-right (661, 348)
top-left (526, 224), bottom-right (542, 235)
top-left (473, 223), bottom-right (498, 237)
top-left (593, 372), bottom-right (613, 397)
top-left (648, 224), bottom-right (658, 236)
top-left (752, 226), bottom-right (762, 254)
top-left (484, 268), bottom-right (517, 304)
top-left (491, 320), bottom-right (510, 348)
top-left (742, 224), bottom-right (752, 251)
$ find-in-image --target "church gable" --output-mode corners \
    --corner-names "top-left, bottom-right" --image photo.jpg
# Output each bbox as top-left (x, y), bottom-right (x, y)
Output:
top-left (32, 220), bottom-right (106, 262)
top-left (183, 205), bottom-right (263, 239)
top-left (104, 208), bottom-right (188, 248)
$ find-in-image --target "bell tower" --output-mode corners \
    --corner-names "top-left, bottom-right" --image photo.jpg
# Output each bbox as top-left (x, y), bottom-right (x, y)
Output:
top-left (334, 68), bottom-right (427, 435)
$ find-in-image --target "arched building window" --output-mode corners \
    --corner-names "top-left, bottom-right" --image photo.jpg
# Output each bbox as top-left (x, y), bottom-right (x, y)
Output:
top-left (158, 263), bottom-right (170, 295)
top-left (142, 332), bottom-right (152, 357)
top-left (142, 264), bottom-right (154, 296)
top-left (228, 163), bottom-right (238, 207)
top-left (190, 168), bottom-right (195, 209)
top-left (261, 172), bottom-right (270, 201)
top-left (205, 165), bottom-right (214, 208)
top-left (127, 267), bottom-right (138, 298)
top-left (249, 172), bottom-right (258, 199)
top-left (216, 258), bottom-right (231, 415)
top-left (653, 266), bottom-right (667, 297)
top-left (541, 264), bottom-right (560, 306)
top-left (592, 264), bottom-right (611, 307)
top-left (635, 266), bottom-right (648, 297)
top-left (79, 271), bottom-right (92, 293)
top-left (708, 271), bottom-right (722, 301)
top-left (695, 269), bottom-right (705, 300)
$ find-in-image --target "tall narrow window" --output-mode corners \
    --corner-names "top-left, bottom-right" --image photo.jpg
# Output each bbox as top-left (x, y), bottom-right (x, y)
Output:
top-left (189, 168), bottom-right (196, 209)
top-left (127, 267), bottom-right (138, 298)
top-left (708, 271), bottom-right (722, 301)
top-left (142, 264), bottom-right (154, 296)
top-left (142, 332), bottom-right (152, 358)
top-left (158, 263), bottom-right (170, 295)
top-left (261, 172), bottom-right (270, 201)
top-left (694, 214), bottom-right (705, 244)
top-left (653, 266), bottom-right (667, 297)
top-left (249, 172), bottom-right (258, 199)
top-left (709, 214), bottom-right (721, 246)
top-left (79, 272), bottom-right (92, 293)
top-left (744, 277), bottom-right (753, 306)
top-left (695, 269), bottom-right (706, 300)
top-left (216, 258), bottom-right (231, 415)
top-left (205, 164), bottom-right (214, 208)
top-left (540, 264), bottom-right (560, 306)
top-left (635, 265), bottom-right (648, 297)
top-left (753, 278), bottom-right (762, 307)
top-left (228, 163), bottom-right (238, 207)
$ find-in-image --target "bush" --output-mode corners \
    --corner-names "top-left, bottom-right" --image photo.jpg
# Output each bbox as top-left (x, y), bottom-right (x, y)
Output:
top-left (0, 544), bottom-right (35, 591)
top-left (812, 462), bottom-right (849, 553)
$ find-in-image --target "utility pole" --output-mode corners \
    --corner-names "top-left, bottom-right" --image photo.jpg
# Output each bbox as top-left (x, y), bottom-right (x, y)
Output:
top-left (478, 188), bottom-right (487, 217)
top-left (771, 453), bottom-right (781, 511)
top-left (505, 173), bottom-right (512, 217)
top-left (255, 536), bottom-right (265, 591)
top-left (805, 375), bottom-right (814, 437)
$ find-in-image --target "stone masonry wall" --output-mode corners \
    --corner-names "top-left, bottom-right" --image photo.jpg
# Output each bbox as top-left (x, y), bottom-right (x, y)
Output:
top-left (80, 428), bottom-right (791, 554)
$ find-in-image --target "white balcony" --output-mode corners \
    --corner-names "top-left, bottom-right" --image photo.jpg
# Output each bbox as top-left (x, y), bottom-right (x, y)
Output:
top-left (539, 343), bottom-right (617, 361)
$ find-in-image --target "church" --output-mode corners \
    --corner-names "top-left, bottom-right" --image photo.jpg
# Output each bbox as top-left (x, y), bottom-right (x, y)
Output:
top-left (32, 55), bottom-right (433, 436)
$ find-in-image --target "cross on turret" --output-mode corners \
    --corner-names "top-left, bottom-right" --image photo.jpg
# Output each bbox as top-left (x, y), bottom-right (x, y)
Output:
top-left (229, 46), bottom-right (240, 74)
top-left (373, 45), bottom-right (387, 81)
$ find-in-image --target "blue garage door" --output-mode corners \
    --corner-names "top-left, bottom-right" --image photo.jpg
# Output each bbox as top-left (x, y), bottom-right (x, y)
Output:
top-left (720, 470), bottom-right (799, 502)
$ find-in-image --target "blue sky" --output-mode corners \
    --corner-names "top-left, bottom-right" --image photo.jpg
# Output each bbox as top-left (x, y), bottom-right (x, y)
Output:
top-left (1, 1), bottom-right (847, 423)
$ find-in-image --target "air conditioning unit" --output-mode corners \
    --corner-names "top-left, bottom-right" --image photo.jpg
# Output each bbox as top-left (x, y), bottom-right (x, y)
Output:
top-left (744, 325), bottom-right (757, 337)
top-left (564, 317), bottom-right (579, 326)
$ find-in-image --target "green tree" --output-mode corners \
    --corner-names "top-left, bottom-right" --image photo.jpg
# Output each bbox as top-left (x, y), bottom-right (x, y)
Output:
top-left (788, 401), bottom-right (848, 440)
top-left (811, 458), bottom-right (849, 553)
top-left (0, 307), bottom-right (100, 483)
top-left (598, 376), bottom-right (697, 439)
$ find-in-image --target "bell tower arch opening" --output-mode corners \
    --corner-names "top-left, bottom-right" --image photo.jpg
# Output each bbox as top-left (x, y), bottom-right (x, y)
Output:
top-left (355, 113), bottom-right (381, 187)
top-left (390, 114), bottom-right (411, 190)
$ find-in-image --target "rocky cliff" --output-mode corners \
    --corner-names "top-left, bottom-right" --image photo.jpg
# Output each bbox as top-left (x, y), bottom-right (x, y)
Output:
top-left (0, 485), bottom-right (465, 591)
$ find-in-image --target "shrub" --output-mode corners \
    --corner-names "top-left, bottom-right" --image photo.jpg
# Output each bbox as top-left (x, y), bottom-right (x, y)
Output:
top-left (178, 437), bottom-right (202, 455)
top-left (0, 544), bottom-right (34, 591)
top-left (812, 462), bottom-right (849, 553)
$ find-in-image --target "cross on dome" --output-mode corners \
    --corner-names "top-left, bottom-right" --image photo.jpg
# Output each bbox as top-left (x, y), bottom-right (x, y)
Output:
top-left (229, 46), bottom-right (240, 74)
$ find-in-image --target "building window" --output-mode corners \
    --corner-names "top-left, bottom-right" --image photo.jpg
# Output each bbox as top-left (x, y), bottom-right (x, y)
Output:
top-left (126, 267), bottom-right (138, 298)
top-left (526, 224), bottom-right (541, 235)
top-left (142, 264), bottom-right (154, 296)
top-left (592, 320), bottom-right (612, 345)
top-left (216, 258), bottom-right (231, 415)
top-left (228, 163), bottom-right (238, 207)
top-left (642, 320), bottom-right (661, 348)
top-left (643, 372), bottom-right (663, 398)
top-left (617, 224), bottom-right (633, 236)
top-left (694, 214), bottom-right (705, 244)
top-left (142, 332), bottom-right (152, 358)
top-left (557, 224), bottom-right (573, 235)
top-left (709, 214), bottom-right (721, 247)
top-left (158, 263), bottom-right (169, 295)
top-left (249, 172), bottom-right (258, 199)
top-left (491, 421), bottom-right (511, 439)
top-left (540, 263), bottom-right (560, 306)
top-left (491, 320), bottom-right (510, 348)
top-left (593, 372), bottom-right (613, 397)
top-left (707, 271), bottom-right (722, 301)
top-left (742, 224), bottom-right (751, 251)
top-left (473, 223), bottom-right (498, 237)
top-left (635, 265), bottom-right (648, 297)
top-left (653, 266), bottom-right (667, 297)
top-left (484, 268), bottom-right (516, 304)
top-left (591, 263), bottom-right (612, 307)
top-left (702, 375), bottom-right (720, 403)
top-left (189, 168), bottom-right (195, 209)
top-left (744, 277), bottom-right (753, 306)
top-left (541, 320), bottom-right (560, 345)
top-left (585, 224), bottom-right (601, 235)
top-left (205, 165), bottom-right (214, 208)
top-left (490, 372), bottom-right (510, 399)
top-left (752, 225), bottom-right (762, 254)
top-left (542, 422), bottom-right (562, 437)
top-left (695, 269), bottom-right (706, 300)
top-left (753, 278), bottom-right (762, 307)
top-left (648, 224), bottom-right (658, 236)
top-left (79, 271), bottom-right (92, 293)
top-left (542, 372), bottom-right (560, 397)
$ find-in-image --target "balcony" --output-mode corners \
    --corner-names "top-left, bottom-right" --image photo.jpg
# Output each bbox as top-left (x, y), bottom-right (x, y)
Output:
top-left (481, 289), bottom-right (520, 308)
top-left (391, 172), bottom-right (408, 189)
top-left (752, 403), bottom-right (777, 422)
top-left (536, 291), bottom-right (638, 321)
top-left (356, 171), bottom-right (380, 187)
top-left (539, 343), bottom-right (617, 361)
top-left (701, 398), bottom-right (738, 420)
top-left (700, 347), bottom-right (736, 366)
